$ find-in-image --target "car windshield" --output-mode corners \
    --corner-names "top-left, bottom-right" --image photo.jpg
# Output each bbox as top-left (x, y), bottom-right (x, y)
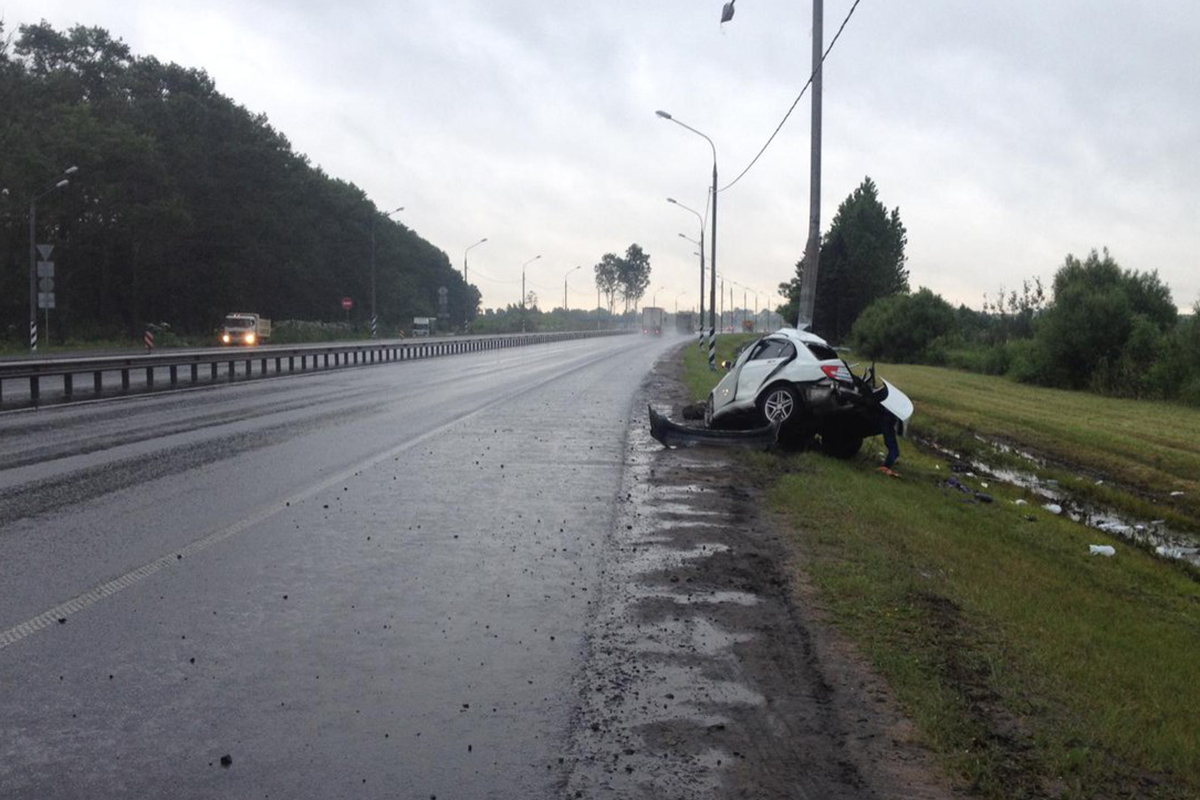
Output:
top-left (224, 317), bottom-right (253, 329)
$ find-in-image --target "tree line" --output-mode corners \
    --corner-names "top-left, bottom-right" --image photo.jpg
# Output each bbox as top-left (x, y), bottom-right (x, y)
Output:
top-left (774, 176), bottom-right (1198, 407)
top-left (0, 22), bottom-right (479, 344)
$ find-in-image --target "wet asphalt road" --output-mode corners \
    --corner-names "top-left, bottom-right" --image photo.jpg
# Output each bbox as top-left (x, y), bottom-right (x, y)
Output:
top-left (0, 333), bottom-right (678, 799)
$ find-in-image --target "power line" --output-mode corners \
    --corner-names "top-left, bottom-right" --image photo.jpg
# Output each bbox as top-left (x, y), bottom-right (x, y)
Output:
top-left (719, 0), bottom-right (864, 193)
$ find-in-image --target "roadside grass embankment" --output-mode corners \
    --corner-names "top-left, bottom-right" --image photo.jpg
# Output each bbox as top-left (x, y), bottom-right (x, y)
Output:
top-left (680, 338), bottom-right (1200, 799)
top-left (880, 363), bottom-right (1200, 534)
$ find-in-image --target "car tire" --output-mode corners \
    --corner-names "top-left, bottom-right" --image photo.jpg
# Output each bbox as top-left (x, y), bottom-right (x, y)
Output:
top-left (704, 394), bottom-right (715, 428)
top-left (820, 428), bottom-right (863, 459)
top-left (757, 384), bottom-right (800, 426)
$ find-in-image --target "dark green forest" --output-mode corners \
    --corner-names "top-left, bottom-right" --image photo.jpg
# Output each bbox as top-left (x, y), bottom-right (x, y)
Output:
top-left (0, 22), bottom-right (479, 344)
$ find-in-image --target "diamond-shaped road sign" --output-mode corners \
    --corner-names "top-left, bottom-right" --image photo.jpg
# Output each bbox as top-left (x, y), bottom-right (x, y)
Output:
top-left (36, 244), bottom-right (54, 260)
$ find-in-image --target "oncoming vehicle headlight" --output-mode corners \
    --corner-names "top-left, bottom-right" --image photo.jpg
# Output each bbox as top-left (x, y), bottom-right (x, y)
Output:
top-left (221, 333), bottom-right (231, 344)
top-left (244, 332), bottom-right (256, 345)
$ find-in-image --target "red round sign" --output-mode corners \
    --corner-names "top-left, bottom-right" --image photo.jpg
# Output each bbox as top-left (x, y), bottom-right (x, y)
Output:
top-left (341, 297), bottom-right (353, 311)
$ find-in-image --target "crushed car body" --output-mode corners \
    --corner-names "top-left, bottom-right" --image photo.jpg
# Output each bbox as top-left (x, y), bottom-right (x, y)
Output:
top-left (651, 327), bottom-right (914, 456)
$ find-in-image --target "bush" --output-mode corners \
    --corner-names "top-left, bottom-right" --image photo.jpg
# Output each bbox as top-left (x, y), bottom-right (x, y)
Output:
top-left (1006, 338), bottom-right (1050, 384)
top-left (944, 344), bottom-right (1011, 375)
top-left (848, 288), bottom-right (957, 363)
top-left (1033, 249), bottom-right (1176, 390)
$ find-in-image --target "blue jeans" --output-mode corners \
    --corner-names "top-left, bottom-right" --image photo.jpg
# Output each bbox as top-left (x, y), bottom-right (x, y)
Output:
top-left (881, 413), bottom-right (899, 468)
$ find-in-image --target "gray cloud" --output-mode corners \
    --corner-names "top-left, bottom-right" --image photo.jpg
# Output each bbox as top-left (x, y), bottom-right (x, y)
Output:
top-left (9, 0), bottom-right (1199, 312)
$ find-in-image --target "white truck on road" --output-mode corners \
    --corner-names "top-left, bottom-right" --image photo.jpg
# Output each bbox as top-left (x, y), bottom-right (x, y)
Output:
top-left (220, 313), bottom-right (271, 346)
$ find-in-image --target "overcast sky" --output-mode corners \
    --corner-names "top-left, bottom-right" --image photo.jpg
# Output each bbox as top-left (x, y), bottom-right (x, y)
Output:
top-left (6, 0), bottom-right (1199, 314)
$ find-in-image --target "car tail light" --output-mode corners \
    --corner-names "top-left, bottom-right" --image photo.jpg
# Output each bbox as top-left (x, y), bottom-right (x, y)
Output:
top-left (821, 363), bottom-right (854, 383)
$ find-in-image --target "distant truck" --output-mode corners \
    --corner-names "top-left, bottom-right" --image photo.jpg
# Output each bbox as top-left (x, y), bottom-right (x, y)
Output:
top-left (220, 313), bottom-right (271, 346)
top-left (412, 317), bottom-right (435, 337)
top-left (641, 307), bottom-right (664, 336)
top-left (675, 312), bottom-right (695, 335)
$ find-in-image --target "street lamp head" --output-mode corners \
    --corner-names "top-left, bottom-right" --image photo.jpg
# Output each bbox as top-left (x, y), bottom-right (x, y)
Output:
top-left (678, 233), bottom-right (688, 240)
top-left (655, 110), bottom-right (672, 120)
top-left (64, 165), bottom-right (79, 175)
top-left (721, 1), bottom-right (736, 24)
top-left (667, 197), bottom-right (677, 205)
top-left (480, 237), bottom-right (488, 243)
top-left (55, 179), bottom-right (70, 189)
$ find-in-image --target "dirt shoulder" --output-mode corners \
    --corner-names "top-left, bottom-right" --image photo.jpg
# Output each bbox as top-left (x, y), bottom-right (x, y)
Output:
top-left (565, 345), bottom-right (963, 799)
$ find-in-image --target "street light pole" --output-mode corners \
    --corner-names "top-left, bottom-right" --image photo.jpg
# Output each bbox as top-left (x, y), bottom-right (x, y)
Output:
top-left (463, 237), bottom-right (487, 285)
top-left (667, 197), bottom-right (706, 351)
top-left (371, 205), bottom-right (403, 339)
top-left (657, 110), bottom-right (718, 371)
top-left (463, 237), bottom-right (487, 330)
top-left (28, 165), bottom-right (78, 352)
top-left (563, 265), bottom-right (581, 315)
top-left (521, 255), bottom-right (541, 333)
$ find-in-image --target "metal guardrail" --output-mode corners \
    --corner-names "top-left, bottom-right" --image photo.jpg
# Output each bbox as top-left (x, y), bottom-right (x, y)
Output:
top-left (0, 330), bottom-right (629, 409)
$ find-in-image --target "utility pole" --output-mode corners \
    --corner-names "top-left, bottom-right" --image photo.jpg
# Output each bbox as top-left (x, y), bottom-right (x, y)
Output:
top-left (796, 0), bottom-right (823, 330)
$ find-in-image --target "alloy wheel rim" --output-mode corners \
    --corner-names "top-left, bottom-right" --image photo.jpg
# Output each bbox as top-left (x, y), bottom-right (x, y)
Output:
top-left (764, 391), bottom-right (794, 422)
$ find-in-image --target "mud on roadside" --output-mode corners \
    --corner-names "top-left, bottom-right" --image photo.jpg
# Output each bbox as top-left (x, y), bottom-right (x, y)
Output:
top-left (565, 346), bottom-right (964, 799)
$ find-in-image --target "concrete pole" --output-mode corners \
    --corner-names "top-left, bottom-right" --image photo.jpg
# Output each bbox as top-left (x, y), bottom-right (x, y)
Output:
top-left (796, 0), bottom-right (823, 330)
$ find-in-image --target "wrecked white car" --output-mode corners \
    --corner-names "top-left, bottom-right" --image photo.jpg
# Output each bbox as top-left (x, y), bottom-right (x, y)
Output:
top-left (705, 327), bottom-right (913, 457)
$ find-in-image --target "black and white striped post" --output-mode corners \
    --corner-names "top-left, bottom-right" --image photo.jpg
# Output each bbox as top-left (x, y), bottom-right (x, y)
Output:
top-left (30, 321), bottom-right (37, 351)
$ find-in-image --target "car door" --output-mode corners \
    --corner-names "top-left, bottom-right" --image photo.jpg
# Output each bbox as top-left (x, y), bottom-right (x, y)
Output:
top-left (734, 339), bottom-right (795, 404)
top-left (710, 338), bottom-right (765, 415)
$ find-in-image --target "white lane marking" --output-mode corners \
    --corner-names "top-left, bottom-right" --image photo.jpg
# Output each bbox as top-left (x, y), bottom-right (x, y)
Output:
top-left (0, 414), bottom-right (458, 652)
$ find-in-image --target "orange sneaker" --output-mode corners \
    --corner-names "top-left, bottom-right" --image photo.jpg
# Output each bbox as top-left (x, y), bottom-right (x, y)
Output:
top-left (876, 466), bottom-right (901, 478)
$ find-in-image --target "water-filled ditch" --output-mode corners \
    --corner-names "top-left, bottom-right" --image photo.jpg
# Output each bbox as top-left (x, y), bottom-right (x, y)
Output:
top-left (916, 435), bottom-right (1200, 568)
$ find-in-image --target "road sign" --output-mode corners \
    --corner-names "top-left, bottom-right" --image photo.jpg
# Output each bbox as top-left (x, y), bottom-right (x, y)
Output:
top-left (38, 292), bottom-right (56, 309)
top-left (341, 297), bottom-right (353, 311)
top-left (39, 277), bottom-right (55, 292)
top-left (36, 244), bottom-right (54, 260)
top-left (37, 261), bottom-right (54, 278)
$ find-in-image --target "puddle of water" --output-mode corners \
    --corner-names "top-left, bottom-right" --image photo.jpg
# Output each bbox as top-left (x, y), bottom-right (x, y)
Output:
top-left (919, 437), bottom-right (1200, 568)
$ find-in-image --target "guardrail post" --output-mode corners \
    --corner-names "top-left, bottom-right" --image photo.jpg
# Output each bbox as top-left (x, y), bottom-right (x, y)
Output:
top-left (210, 363), bottom-right (218, 381)
top-left (227, 360), bottom-right (235, 381)
top-left (261, 358), bottom-right (267, 375)
top-left (169, 365), bottom-right (178, 386)
top-left (63, 373), bottom-right (73, 399)
top-left (146, 367), bottom-right (154, 388)
top-left (94, 371), bottom-right (103, 395)
top-left (29, 375), bottom-right (39, 404)
top-left (191, 364), bottom-right (199, 384)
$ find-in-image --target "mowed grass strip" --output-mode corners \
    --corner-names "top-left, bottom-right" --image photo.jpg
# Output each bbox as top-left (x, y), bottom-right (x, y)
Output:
top-left (763, 447), bottom-right (1200, 798)
top-left (675, 340), bottom-right (1200, 797)
top-left (880, 364), bottom-right (1200, 526)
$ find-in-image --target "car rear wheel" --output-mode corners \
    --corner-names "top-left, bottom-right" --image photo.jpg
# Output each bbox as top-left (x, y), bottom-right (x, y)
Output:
top-left (757, 385), bottom-right (800, 426)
